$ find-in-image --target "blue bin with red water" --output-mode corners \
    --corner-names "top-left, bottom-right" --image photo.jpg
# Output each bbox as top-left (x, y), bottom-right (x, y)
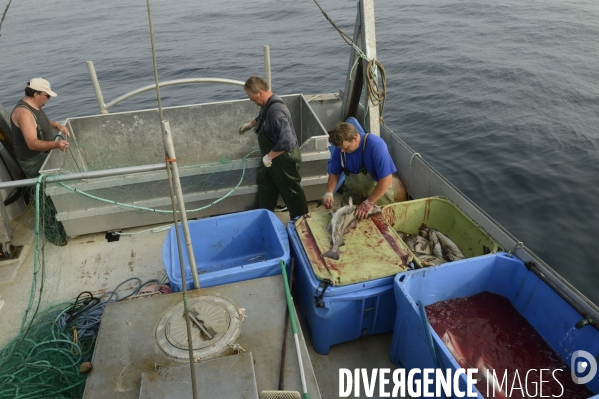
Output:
top-left (390, 253), bottom-right (599, 398)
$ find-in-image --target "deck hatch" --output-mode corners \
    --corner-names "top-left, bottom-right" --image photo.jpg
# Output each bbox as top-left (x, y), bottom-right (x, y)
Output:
top-left (156, 295), bottom-right (242, 360)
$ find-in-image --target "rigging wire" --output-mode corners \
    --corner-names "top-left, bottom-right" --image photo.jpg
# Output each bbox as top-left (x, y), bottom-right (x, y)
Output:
top-left (0, 0), bottom-right (13, 37)
top-left (145, 1), bottom-right (199, 396)
top-left (312, 0), bottom-right (387, 123)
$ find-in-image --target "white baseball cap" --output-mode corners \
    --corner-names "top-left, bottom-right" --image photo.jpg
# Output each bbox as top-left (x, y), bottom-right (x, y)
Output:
top-left (27, 78), bottom-right (57, 97)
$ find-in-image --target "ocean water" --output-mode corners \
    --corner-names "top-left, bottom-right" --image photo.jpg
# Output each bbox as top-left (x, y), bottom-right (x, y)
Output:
top-left (1, 0), bottom-right (598, 305)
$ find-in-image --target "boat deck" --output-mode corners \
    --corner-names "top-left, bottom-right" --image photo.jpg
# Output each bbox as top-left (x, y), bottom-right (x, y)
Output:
top-left (0, 196), bottom-right (404, 399)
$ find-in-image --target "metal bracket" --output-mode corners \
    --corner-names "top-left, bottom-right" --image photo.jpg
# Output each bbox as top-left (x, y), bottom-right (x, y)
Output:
top-left (105, 231), bottom-right (121, 242)
top-left (314, 280), bottom-right (332, 308)
top-left (507, 241), bottom-right (524, 257)
top-left (188, 310), bottom-right (216, 339)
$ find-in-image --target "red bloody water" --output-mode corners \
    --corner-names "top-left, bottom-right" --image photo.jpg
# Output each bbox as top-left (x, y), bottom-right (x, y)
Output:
top-left (425, 291), bottom-right (594, 399)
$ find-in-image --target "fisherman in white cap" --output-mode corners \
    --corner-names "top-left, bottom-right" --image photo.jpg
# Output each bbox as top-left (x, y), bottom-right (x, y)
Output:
top-left (10, 78), bottom-right (70, 178)
top-left (10, 78), bottom-right (70, 245)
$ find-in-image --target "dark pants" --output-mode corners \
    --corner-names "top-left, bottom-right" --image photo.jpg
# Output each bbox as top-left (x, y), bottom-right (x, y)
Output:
top-left (257, 147), bottom-right (309, 219)
top-left (257, 130), bottom-right (308, 219)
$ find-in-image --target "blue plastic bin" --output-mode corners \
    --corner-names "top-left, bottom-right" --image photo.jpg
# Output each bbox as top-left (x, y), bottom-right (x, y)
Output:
top-left (390, 253), bottom-right (599, 398)
top-left (288, 221), bottom-right (397, 355)
top-left (163, 209), bottom-right (290, 291)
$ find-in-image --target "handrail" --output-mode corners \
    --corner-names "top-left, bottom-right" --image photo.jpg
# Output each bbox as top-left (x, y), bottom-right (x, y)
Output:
top-left (104, 78), bottom-right (245, 111)
top-left (0, 163), bottom-right (166, 189)
top-left (87, 70), bottom-right (246, 114)
top-left (87, 45), bottom-right (271, 114)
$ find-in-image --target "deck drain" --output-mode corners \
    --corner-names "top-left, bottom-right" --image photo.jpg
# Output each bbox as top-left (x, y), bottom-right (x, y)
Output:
top-left (155, 296), bottom-right (242, 360)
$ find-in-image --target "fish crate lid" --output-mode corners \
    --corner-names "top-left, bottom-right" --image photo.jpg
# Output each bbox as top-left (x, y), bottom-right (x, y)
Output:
top-left (294, 210), bottom-right (412, 286)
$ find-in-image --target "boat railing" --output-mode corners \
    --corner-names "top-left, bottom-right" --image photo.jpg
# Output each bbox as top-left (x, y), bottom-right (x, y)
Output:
top-left (86, 45), bottom-right (272, 114)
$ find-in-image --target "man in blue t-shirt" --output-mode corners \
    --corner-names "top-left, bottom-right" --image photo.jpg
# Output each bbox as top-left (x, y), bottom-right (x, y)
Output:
top-left (321, 122), bottom-right (397, 220)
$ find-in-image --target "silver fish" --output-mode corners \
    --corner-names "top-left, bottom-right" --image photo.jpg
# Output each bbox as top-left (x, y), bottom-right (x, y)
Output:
top-left (323, 198), bottom-right (381, 260)
top-left (413, 252), bottom-right (445, 267)
top-left (435, 230), bottom-right (465, 261)
top-left (405, 234), bottom-right (432, 255)
top-left (396, 230), bottom-right (409, 241)
top-left (427, 229), bottom-right (444, 259)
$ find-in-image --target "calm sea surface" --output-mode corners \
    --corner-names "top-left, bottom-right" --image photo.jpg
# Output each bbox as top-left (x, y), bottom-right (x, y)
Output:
top-left (1, 0), bottom-right (598, 304)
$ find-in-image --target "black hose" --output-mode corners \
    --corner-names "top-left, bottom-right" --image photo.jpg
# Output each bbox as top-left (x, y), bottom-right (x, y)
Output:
top-left (3, 187), bottom-right (21, 206)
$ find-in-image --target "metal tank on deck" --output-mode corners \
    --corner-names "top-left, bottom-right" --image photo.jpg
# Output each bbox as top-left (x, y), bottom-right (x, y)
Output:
top-left (39, 94), bottom-right (330, 237)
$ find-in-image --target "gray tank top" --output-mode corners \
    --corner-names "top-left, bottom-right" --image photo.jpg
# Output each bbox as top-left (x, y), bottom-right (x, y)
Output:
top-left (10, 99), bottom-right (52, 160)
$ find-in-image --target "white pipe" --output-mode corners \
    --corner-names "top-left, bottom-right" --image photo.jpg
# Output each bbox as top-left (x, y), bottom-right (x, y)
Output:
top-left (264, 45), bottom-right (272, 90)
top-left (161, 120), bottom-right (201, 290)
top-left (0, 163), bottom-right (166, 189)
top-left (86, 61), bottom-right (108, 114)
top-left (104, 78), bottom-right (245, 111)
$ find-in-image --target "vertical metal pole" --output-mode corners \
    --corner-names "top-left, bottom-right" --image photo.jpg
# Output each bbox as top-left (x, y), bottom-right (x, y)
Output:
top-left (360, 0), bottom-right (380, 135)
top-left (161, 122), bottom-right (201, 291)
top-left (264, 45), bottom-right (272, 90)
top-left (341, 0), bottom-right (379, 135)
top-left (86, 61), bottom-right (108, 114)
top-left (146, 1), bottom-right (199, 397)
top-left (144, 0), bottom-right (200, 291)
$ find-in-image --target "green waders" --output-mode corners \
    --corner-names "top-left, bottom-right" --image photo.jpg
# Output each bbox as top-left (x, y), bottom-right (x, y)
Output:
top-left (257, 129), bottom-right (309, 219)
top-left (18, 155), bottom-right (68, 246)
top-left (17, 152), bottom-right (47, 178)
top-left (342, 171), bottom-right (394, 206)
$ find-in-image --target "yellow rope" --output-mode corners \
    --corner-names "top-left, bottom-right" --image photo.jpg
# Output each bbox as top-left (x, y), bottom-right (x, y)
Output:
top-left (70, 327), bottom-right (79, 355)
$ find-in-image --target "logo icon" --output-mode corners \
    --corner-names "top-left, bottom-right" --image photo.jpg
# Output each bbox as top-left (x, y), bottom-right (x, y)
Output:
top-left (571, 350), bottom-right (597, 385)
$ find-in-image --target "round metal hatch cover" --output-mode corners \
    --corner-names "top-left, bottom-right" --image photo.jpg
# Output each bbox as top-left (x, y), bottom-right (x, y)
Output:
top-left (156, 295), bottom-right (242, 360)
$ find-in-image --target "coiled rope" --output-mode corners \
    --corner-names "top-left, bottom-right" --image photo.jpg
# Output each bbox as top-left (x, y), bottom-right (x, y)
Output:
top-left (0, 176), bottom-right (49, 381)
top-left (0, 172), bottom-right (171, 398)
top-left (0, 274), bottom-right (167, 399)
top-left (312, 0), bottom-right (386, 123)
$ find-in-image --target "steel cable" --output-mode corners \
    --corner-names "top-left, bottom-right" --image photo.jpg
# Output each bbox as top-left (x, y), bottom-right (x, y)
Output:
top-left (312, 0), bottom-right (387, 123)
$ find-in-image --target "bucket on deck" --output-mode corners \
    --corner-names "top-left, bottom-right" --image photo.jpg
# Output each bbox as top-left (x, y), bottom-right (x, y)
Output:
top-left (163, 209), bottom-right (290, 292)
top-left (389, 253), bottom-right (599, 398)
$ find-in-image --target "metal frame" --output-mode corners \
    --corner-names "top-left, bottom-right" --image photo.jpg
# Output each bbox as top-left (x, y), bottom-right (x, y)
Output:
top-left (87, 46), bottom-right (272, 114)
top-left (341, 0), bottom-right (379, 135)
top-left (36, 94), bottom-right (330, 237)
